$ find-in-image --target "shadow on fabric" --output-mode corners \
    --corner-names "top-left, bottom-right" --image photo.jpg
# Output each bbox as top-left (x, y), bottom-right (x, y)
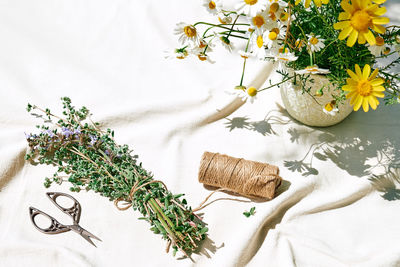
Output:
top-left (225, 103), bottom-right (400, 201)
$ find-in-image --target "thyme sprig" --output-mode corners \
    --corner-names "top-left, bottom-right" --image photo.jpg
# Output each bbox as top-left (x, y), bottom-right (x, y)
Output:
top-left (25, 97), bottom-right (208, 257)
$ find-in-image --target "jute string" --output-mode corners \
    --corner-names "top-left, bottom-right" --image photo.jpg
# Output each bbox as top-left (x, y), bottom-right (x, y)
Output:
top-left (198, 151), bottom-right (282, 200)
top-left (114, 180), bottom-right (168, 210)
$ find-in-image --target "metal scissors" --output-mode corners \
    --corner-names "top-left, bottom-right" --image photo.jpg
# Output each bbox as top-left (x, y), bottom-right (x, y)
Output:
top-left (29, 192), bottom-right (102, 247)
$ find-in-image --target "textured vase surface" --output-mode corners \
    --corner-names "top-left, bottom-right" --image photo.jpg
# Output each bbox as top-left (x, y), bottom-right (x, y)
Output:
top-left (280, 73), bottom-right (353, 127)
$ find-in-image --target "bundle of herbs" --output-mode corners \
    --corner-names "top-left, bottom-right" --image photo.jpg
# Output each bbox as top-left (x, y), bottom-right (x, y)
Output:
top-left (24, 97), bottom-right (208, 257)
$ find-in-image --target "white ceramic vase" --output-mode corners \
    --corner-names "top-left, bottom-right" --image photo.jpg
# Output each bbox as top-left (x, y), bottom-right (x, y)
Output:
top-left (280, 73), bottom-right (353, 127)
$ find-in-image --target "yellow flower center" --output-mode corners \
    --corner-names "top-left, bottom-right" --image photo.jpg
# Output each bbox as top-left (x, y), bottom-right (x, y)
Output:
top-left (199, 40), bottom-right (207, 48)
top-left (357, 80), bottom-right (372, 96)
top-left (324, 103), bottom-right (334, 112)
top-left (310, 37), bottom-right (319, 45)
top-left (270, 2), bottom-right (279, 12)
top-left (279, 47), bottom-right (289, 53)
top-left (351, 10), bottom-right (371, 32)
top-left (269, 12), bottom-right (277, 20)
top-left (384, 46), bottom-right (391, 54)
top-left (245, 0), bottom-right (258, 5)
top-left (198, 54), bottom-right (207, 61)
top-left (295, 39), bottom-right (304, 48)
top-left (253, 15), bottom-right (265, 28)
top-left (268, 31), bottom-right (277, 40)
top-left (271, 27), bottom-right (280, 34)
top-left (375, 36), bottom-right (384, 46)
top-left (247, 87), bottom-right (258, 97)
top-left (257, 35), bottom-right (264, 48)
top-left (280, 12), bottom-right (289, 21)
top-left (184, 26), bottom-right (197, 38)
top-left (306, 66), bottom-right (318, 72)
top-left (208, 1), bottom-right (216, 9)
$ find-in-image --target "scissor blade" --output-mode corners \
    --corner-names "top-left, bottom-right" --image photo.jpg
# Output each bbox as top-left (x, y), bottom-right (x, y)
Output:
top-left (69, 224), bottom-right (101, 247)
top-left (80, 232), bottom-right (97, 247)
top-left (81, 229), bottom-right (102, 242)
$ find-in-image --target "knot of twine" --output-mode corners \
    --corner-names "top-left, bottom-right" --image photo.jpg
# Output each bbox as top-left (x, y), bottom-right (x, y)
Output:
top-left (114, 180), bottom-right (168, 211)
top-left (198, 151), bottom-right (282, 200)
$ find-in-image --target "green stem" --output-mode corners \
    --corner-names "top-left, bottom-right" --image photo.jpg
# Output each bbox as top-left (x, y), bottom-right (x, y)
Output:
top-left (148, 199), bottom-right (179, 243)
top-left (258, 76), bottom-right (295, 92)
top-left (204, 33), bottom-right (248, 40)
top-left (239, 31), bottom-right (253, 87)
top-left (226, 15), bottom-right (240, 39)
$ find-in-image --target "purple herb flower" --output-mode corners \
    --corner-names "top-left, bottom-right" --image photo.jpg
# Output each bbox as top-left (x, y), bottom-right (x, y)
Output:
top-left (89, 135), bottom-right (97, 146)
top-left (74, 126), bottom-right (81, 135)
top-left (105, 149), bottom-right (110, 156)
top-left (62, 127), bottom-right (73, 138)
top-left (45, 129), bottom-right (55, 138)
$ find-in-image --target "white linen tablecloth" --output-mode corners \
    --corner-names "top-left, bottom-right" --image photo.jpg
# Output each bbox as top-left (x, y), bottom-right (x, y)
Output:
top-left (1, 1), bottom-right (400, 266)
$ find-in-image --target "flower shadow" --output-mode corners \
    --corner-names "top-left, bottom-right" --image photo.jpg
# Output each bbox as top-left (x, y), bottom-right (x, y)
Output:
top-left (285, 104), bottom-right (400, 200)
top-left (224, 108), bottom-right (291, 136)
top-left (224, 102), bottom-right (400, 200)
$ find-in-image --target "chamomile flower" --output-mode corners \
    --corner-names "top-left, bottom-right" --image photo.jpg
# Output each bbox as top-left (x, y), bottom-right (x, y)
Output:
top-left (294, 39), bottom-right (305, 51)
top-left (164, 48), bottom-right (189, 60)
top-left (264, 24), bottom-right (286, 49)
top-left (215, 33), bottom-right (234, 52)
top-left (367, 36), bottom-right (386, 56)
top-left (249, 11), bottom-right (270, 33)
top-left (323, 101), bottom-right (339, 116)
top-left (195, 52), bottom-right (216, 63)
top-left (245, 87), bottom-right (258, 103)
top-left (275, 51), bottom-right (298, 62)
top-left (232, 86), bottom-right (258, 103)
top-left (191, 38), bottom-right (214, 54)
top-left (174, 22), bottom-right (199, 45)
top-left (267, 0), bottom-right (288, 21)
top-left (235, 0), bottom-right (267, 17)
top-left (203, 0), bottom-right (222, 15)
top-left (239, 50), bottom-right (253, 59)
top-left (279, 11), bottom-right (290, 24)
top-left (218, 12), bottom-right (233, 24)
top-left (295, 65), bottom-right (330, 75)
top-left (307, 34), bottom-right (325, 53)
top-left (250, 31), bottom-right (268, 59)
top-left (273, 47), bottom-right (298, 69)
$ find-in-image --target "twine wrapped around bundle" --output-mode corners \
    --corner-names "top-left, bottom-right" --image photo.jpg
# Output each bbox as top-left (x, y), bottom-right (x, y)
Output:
top-left (198, 152), bottom-right (282, 199)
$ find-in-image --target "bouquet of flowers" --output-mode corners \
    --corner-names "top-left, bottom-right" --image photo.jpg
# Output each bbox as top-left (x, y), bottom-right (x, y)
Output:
top-left (24, 97), bottom-right (208, 257)
top-left (171, 0), bottom-right (400, 113)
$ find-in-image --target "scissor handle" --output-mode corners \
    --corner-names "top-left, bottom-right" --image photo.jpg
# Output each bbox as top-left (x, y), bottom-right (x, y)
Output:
top-left (29, 207), bottom-right (70, 234)
top-left (46, 192), bottom-right (81, 223)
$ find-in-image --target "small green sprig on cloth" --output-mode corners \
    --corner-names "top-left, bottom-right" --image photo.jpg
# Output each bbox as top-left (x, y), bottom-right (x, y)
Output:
top-left (243, 207), bottom-right (256, 218)
top-left (25, 97), bottom-right (208, 257)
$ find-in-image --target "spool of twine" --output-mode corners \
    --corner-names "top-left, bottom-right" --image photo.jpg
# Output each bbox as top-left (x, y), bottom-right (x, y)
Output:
top-left (198, 152), bottom-right (282, 199)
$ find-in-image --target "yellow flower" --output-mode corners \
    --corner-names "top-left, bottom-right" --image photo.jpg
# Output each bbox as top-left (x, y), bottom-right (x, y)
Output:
top-left (333, 0), bottom-right (389, 47)
top-left (295, 0), bottom-right (329, 9)
top-left (342, 64), bottom-right (385, 112)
